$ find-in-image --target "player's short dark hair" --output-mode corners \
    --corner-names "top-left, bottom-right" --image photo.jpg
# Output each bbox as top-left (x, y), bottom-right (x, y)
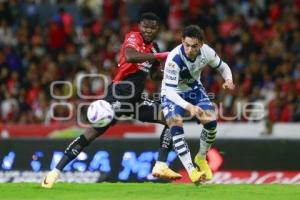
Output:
top-left (183, 25), bottom-right (204, 41)
top-left (140, 12), bottom-right (160, 23)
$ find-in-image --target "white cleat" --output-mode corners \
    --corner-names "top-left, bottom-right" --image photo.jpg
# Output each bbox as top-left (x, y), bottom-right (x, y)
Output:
top-left (41, 170), bottom-right (60, 189)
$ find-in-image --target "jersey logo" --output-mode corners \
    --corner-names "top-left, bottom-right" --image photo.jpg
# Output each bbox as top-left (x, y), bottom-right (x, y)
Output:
top-left (166, 74), bottom-right (176, 80)
top-left (111, 101), bottom-right (121, 110)
top-left (180, 79), bottom-right (195, 84)
top-left (200, 58), bottom-right (206, 65)
top-left (151, 47), bottom-right (158, 53)
top-left (138, 61), bottom-right (152, 72)
top-left (165, 69), bottom-right (177, 75)
top-left (182, 66), bottom-right (187, 71)
top-left (127, 36), bottom-right (136, 43)
top-left (168, 62), bottom-right (175, 68)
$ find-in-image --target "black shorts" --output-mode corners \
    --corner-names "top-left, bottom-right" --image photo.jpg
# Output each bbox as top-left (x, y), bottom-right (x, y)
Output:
top-left (103, 83), bottom-right (163, 124)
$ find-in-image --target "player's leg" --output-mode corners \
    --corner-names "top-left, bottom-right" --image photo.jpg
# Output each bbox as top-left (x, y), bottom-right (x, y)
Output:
top-left (151, 126), bottom-right (182, 180)
top-left (42, 86), bottom-right (118, 188)
top-left (192, 88), bottom-right (217, 181)
top-left (41, 120), bottom-right (116, 188)
top-left (157, 126), bottom-right (172, 162)
top-left (194, 116), bottom-right (216, 181)
top-left (136, 101), bottom-right (181, 180)
top-left (162, 97), bottom-right (205, 184)
top-left (56, 122), bottom-right (116, 170)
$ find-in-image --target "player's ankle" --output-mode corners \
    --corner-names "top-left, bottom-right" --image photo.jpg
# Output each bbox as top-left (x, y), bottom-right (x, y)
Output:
top-left (155, 161), bottom-right (166, 166)
top-left (53, 168), bottom-right (61, 173)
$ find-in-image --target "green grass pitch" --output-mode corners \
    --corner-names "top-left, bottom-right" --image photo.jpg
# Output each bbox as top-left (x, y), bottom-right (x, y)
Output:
top-left (1, 183), bottom-right (300, 200)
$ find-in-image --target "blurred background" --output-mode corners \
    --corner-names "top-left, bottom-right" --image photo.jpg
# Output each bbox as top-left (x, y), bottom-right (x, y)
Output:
top-left (0, 0), bottom-right (299, 183)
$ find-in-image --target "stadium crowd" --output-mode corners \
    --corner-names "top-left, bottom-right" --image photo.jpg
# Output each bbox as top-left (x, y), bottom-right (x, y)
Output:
top-left (0, 0), bottom-right (299, 125)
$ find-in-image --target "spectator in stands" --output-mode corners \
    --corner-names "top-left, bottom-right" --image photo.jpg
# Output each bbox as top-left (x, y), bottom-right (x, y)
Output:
top-left (0, 0), bottom-right (299, 124)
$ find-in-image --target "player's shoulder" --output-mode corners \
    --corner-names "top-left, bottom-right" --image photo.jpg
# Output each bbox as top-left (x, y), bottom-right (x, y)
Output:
top-left (124, 31), bottom-right (143, 43)
top-left (167, 45), bottom-right (183, 65)
top-left (125, 31), bottom-right (141, 38)
top-left (169, 45), bottom-right (181, 55)
top-left (201, 43), bottom-right (216, 57)
top-left (202, 43), bottom-right (214, 52)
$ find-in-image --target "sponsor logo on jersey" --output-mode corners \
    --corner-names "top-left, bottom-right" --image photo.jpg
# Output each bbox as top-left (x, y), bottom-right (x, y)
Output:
top-left (180, 78), bottom-right (194, 84)
top-left (182, 66), bottom-right (188, 71)
top-left (127, 37), bottom-right (136, 43)
top-left (200, 58), bottom-right (206, 65)
top-left (111, 101), bottom-right (121, 110)
top-left (165, 69), bottom-right (177, 75)
top-left (138, 61), bottom-right (152, 72)
top-left (151, 47), bottom-right (158, 53)
top-left (168, 62), bottom-right (175, 68)
top-left (166, 74), bottom-right (176, 80)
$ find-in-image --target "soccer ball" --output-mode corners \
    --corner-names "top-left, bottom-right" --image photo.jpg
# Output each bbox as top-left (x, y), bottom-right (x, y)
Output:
top-left (87, 100), bottom-right (114, 127)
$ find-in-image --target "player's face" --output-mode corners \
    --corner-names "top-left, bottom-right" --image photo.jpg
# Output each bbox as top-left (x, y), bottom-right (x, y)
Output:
top-left (182, 37), bottom-right (203, 60)
top-left (139, 19), bottom-right (159, 43)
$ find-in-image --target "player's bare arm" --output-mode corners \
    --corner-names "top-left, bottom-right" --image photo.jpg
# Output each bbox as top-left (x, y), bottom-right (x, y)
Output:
top-left (125, 47), bottom-right (168, 63)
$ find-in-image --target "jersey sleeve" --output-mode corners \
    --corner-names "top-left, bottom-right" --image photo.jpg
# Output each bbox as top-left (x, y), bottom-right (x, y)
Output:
top-left (205, 45), bottom-right (233, 80)
top-left (205, 45), bottom-right (222, 69)
top-left (123, 33), bottom-right (141, 50)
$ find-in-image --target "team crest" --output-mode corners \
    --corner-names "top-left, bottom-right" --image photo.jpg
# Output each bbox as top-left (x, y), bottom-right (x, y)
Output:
top-left (200, 58), bottom-right (206, 65)
top-left (168, 62), bottom-right (175, 68)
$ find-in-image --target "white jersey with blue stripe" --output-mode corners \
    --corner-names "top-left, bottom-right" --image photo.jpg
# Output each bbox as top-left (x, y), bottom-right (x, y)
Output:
top-left (161, 43), bottom-right (222, 95)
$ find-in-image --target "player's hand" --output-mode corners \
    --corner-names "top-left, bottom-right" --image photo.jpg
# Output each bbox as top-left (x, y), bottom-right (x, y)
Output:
top-left (154, 52), bottom-right (169, 60)
top-left (222, 79), bottom-right (235, 91)
top-left (186, 104), bottom-right (203, 117)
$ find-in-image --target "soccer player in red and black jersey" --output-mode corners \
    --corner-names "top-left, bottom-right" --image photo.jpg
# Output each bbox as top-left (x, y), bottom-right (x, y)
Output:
top-left (41, 13), bottom-right (181, 188)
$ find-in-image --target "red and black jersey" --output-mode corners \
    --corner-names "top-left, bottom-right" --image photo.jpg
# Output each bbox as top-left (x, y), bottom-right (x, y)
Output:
top-left (113, 31), bottom-right (156, 83)
top-left (111, 31), bottom-right (159, 102)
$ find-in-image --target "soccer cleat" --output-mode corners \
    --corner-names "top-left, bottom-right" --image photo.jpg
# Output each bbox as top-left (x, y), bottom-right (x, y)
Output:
top-left (188, 168), bottom-right (206, 185)
top-left (41, 170), bottom-right (60, 189)
top-left (194, 153), bottom-right (213, 181)
top-left (152, 162), bottom-right (182, 180)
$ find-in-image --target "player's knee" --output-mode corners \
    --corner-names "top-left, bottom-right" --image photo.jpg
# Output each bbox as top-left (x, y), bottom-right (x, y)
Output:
top-left (200, 110), bottom-right (217, 123)
top-left (203, 120), bottom-right (217, 131)
top-left (167, 115), bottom-right (183, 127)
top-left (88, 119), bottom-right (116, 140)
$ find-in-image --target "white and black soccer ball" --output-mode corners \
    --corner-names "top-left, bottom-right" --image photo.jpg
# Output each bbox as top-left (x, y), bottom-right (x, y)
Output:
top-left (87, 100), bottom-right (114, 127)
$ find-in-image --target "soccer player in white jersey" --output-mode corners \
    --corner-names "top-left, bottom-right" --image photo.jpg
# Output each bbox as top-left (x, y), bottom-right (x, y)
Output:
top-left (161, 25), bottom-right (235, 184)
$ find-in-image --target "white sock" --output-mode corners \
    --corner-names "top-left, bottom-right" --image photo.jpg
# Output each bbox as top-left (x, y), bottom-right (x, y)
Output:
top-left (199, 127), bottom-right (217, 159)
top-left (155, 161), bottom-right (167, 166)
top-left (178, 151), bottom-right (195, 175)
top-left (53, 168), bottom-right (61, 173)
top-left (173, 134), bottom-right (195, 174)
